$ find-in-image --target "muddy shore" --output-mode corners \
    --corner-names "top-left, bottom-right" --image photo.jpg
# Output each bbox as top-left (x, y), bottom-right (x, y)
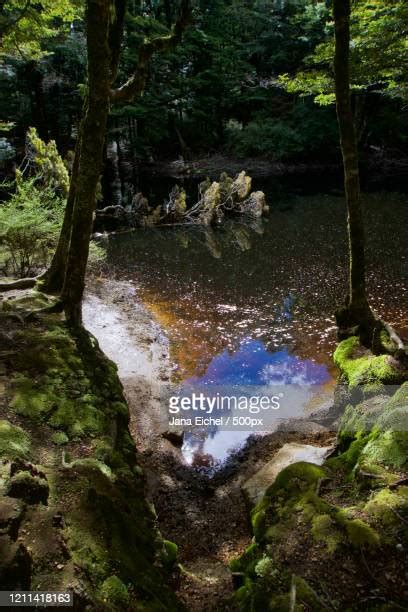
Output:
top-left (84, 279), bottom-right (335, 610)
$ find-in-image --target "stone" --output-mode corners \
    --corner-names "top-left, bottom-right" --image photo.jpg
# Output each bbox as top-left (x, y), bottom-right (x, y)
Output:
top-left (242, 443), bottom-right (333, 506)
top-left (6, 471), bottom-right (49, 505)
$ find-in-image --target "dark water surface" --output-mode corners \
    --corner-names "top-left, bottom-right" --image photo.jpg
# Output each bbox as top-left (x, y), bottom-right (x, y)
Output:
top-left (102, 189), bottom-right (407, 468)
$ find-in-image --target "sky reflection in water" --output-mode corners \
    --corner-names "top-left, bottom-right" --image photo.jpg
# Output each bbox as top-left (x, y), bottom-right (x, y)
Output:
top-left (182, 338), bottom-right (331, 469)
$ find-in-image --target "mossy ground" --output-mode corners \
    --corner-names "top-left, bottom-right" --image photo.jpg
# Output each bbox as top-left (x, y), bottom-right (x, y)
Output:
top-left (232, 339), bottom-right (408, 611)
top-left (0, 291), bottom-right (180, 610)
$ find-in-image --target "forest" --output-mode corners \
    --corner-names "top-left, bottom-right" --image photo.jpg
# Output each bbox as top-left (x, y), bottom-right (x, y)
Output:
top-left (0, 1), bottom-right (407, 611)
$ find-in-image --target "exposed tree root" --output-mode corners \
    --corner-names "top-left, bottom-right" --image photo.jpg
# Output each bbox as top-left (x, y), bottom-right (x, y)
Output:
top-left (383, 321), bottom-right (406, 352)
top-left (389, 477), bottom-right (408, 490)
top-left (24, 300), bottom-right (64, 322)
top-left (336, 302), bottom-right (406, 362)
top-left (0, 311), bottom-right (25, 325)
top-left (0, 277), bottom-right (38, 292)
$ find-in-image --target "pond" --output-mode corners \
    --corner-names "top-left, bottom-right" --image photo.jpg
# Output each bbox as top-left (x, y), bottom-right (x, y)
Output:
top-left (101, 186), bottom-right (407, 469)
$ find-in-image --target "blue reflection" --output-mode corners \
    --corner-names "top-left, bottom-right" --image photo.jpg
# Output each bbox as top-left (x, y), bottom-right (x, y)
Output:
top-left (186, 339), bottom-right (330, 387)
top-left (181, 339), bottom-right (331, 471)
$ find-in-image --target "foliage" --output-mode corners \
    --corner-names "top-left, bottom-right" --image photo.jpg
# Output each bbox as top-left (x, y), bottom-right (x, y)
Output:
top-left (226, 118), bottom-right (303, 159)
top-left (280, 0), bottom-right (408, 104)
top-left (0, 174), bottom-right (63, 277)
top-left (0, 0), bottom-right (407, 168)
top-left (0, 0), bottom-right (82, 59)
top-left (24, 127), bottom-right (70, 196)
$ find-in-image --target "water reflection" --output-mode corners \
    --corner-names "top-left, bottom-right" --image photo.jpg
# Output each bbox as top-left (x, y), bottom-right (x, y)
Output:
top-left (103, 190), bottom-right (407, 468)
top-left (181, 338), bottom-right (331, 469)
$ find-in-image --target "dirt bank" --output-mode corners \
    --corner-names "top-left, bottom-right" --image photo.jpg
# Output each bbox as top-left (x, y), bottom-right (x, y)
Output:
top-left (84, 279), bottom-right (335, 611)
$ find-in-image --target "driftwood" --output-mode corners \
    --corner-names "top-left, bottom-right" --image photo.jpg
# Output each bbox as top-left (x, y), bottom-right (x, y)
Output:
top-left (93, 171), bottom-right (269, 233)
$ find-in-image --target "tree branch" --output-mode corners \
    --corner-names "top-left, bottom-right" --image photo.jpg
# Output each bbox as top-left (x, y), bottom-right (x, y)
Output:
top-left (110, 0), bottom-right (191, 104)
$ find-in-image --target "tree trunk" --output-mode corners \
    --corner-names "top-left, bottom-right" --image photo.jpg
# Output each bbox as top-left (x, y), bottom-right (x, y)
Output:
top-left (60, 0), bottom-right (112, 325)
top-left (333, 0), bottom-right (375, 335)
top-left (40, 133), bottom-right (82, 293)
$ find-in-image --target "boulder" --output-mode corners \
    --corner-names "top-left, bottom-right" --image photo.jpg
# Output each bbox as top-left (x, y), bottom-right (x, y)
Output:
top-left (242, 443), bottom-right (333, 506)
top-left (6, 471), bottom-right (49, 505)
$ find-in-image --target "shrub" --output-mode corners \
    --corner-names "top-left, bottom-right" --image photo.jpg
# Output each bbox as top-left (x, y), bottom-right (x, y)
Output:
top-left (0, 174), bottom-right (63, 277)
top-left (226, 118), bottom-right (304, 159)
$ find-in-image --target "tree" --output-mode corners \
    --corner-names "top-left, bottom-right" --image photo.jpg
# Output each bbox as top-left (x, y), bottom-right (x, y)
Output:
top-left (46, 0), bottom-right (191, 324)
top-left (332, 0), bottom-right (376, 340)
top-left (0, 0), bottom-right (81, 59)
top-left (0, 0), bottom-right (192, 311)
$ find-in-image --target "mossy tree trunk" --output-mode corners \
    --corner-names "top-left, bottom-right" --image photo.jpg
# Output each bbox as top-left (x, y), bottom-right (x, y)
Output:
top-left (333, 0), bottom-right (375, 337)
top-left (60, 0), bottom-right (112, 325)
top-left (43, 0), bottom-right (190, 325)
top-left (40, 133), bottom-right (81, 294)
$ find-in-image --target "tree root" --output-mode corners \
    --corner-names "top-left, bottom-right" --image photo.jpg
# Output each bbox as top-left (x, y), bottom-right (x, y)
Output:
top-left (389, 477), bottom-right (408, 490)
top-left (383, 321), bottom-right (406, 352)
top-left (24, 300), bottom-right (64, 322)
top-left (0, 277), bottom-right (39, 292)
top-left (0, 311), bottom-right (25, 325)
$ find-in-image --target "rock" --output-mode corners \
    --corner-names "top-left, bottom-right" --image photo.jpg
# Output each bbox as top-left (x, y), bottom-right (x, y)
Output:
top-left (242, 443), bottom-right (333, 506)
top-left (0, 536), bottom-right (31, 589)
top-left (6, 471), bottom-right (49, 505)
top-left (276, 419), bottom-right (330, 435)
top-left (162, 430), bottom-right (184, 447)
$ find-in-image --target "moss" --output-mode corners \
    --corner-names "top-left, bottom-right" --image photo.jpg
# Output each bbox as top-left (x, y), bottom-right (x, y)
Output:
top-left (6, 471), bottom-right (49, 505)
top-left (311, 514), bottom-right (344, 553)
top-left (230, 542), bottom-right (259, 573)
top-left (364, 487), bottom-right (408, 527)
top-left (252, 509), bottom-right (266, 542)
top-left (1, 293), bottom-right (180, 610)
top-left (64, 479), bottom-right (179, 610)
top-left (0, 420), bottom-right (30, 459)
top-left (100, 575), bottom-right (130, 609)
top-left (358, 386), bottom-right (408, 469)
top-left (346, 518), bottom-right (380, 548)
top-left (263, 462), bottom-right (327, 506)
top-left (362, 429), bottom-right (407, 469)
top-left (51, 431), bottom-right (69, 446)
top-left (335, 511), bottom-right (380, 548)
top-left (292, 576), bottom-right (324, 610)
top-left (326, 431), bottom-right (373, 476)
top-left (3, 292), bottom-right (53, 312)
top-left (11, 377), bottom-right (57, 420)
top-left (162, 540), bottom-right (178, 568)
top-left (48, 399), bottom-right (106, 438)
top-left (334, 336), bottom-right (404, 387)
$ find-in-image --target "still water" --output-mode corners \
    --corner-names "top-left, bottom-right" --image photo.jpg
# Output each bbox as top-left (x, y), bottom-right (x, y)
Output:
top-left (102, 188), bottom-right (407, 468)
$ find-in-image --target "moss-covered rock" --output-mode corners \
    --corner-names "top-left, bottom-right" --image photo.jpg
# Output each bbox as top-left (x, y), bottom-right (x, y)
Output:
top-left (6, 471), bottom-right (49, 505)
top-left (100, 575), bottom-right (130, 609)
top-left (334, 336), bottom-right (405, 387)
